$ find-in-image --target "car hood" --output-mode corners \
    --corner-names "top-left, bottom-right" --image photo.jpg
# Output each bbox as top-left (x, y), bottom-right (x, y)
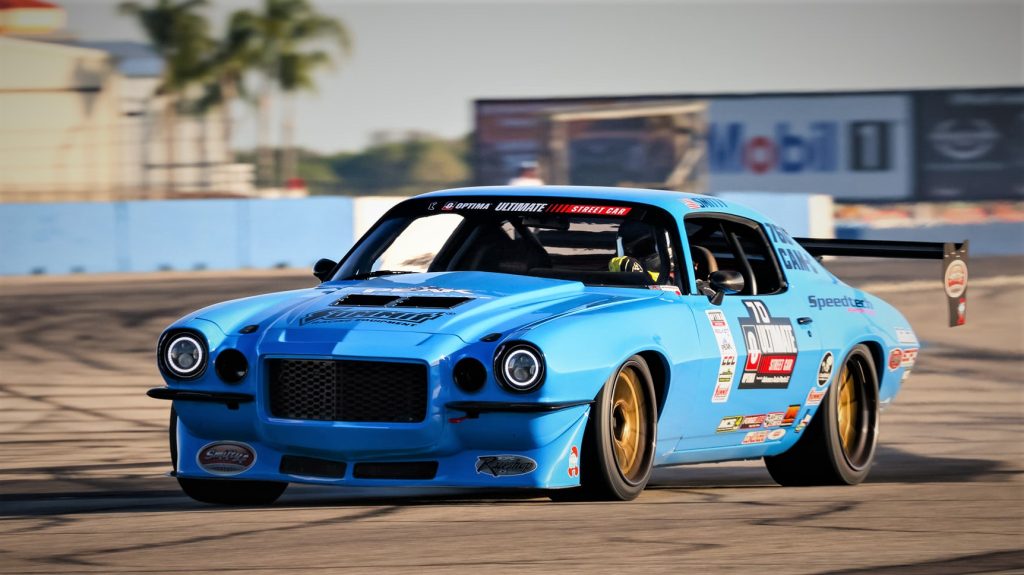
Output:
top-left (248, 271), bottom-right (659, 343)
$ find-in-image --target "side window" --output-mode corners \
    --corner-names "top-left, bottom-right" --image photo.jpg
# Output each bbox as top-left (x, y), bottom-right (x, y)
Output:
top-left (685, 216), bottom-right (785, 295)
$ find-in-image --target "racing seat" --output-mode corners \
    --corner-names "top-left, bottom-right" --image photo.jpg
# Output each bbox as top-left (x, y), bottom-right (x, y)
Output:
top-left (690, 245), bottom-right (718, 283)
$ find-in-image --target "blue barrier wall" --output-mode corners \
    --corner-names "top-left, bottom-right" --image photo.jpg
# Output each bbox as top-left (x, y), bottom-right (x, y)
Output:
top-left (0, 198), bottom-right (354, 275)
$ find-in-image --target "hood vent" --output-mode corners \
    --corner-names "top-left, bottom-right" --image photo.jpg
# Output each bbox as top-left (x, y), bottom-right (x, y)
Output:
top-left (393, 296), bottom-right (472, 309)
top-left (332, 294), bottom-right (401, 307)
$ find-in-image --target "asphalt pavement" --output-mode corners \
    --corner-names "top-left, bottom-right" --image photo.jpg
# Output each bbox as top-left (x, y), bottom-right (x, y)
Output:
top-left (1, 258), bottom-right (1021, 574)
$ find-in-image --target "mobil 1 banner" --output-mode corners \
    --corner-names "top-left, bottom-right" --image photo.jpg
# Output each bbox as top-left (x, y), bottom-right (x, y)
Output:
top-left (915, 89), bottom-right (1024, 201)
top-left (707, 95), bottom-right (912, 201)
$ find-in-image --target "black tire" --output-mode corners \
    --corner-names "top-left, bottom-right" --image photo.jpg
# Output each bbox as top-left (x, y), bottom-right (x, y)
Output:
top-left (764, 344), bottom-right (879, 486)
top-left (552, 355), bottom-right (657, 501)
top-left (169, 407), bottom-right (287, 505)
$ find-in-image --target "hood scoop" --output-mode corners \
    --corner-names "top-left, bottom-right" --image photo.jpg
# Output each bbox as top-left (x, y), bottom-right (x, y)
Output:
top-left (333, 294), bottom-right (401, 307)
top-left (392, 296), bottom-right (471, 309)
top-left (331, 294), bottom-right (473, 310)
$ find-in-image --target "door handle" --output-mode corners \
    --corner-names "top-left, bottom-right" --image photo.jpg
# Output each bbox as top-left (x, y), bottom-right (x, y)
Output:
top-left (797, 317), bottom-right (814, 325)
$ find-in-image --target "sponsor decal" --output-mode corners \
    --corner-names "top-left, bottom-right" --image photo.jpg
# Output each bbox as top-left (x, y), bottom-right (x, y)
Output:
top-left (495, 202), bottom-right (548, 213)
top-left (805, 387), bottom-right (827, 406)
top-left (649, 284), bottom-right (682, 296)
top-left (300, 308), bottom-right (447, 327)
top-left (781, 404), bottom-right (801, 426)
top-left (944, 260), bottom-right (968, 298)
top-left (767, 429), bottom-right (787, 441)
top-left (807, 295), bottom-right (875, 313)
top-left (817, 352), bottom-right (834, 386)
top-left (895, 328), bottom-right (917, 345)
top-left (794, 413), bottom-right (812, 433)
top-left (547, 204), bottom-right (631, 216)
top-left (706, 310), bottom-right (739, 403)
top-left (777, 246), bottom-right (819, 274)
top-left (567, 446), bottom-right (580, 478)
top-left (888, 348), bottom-right (903, 371)
top-left (475, 455), bottom-right (537, 477)
top-left (928, 119), bottom-right (999, 161)
top-left (441, 201), bottom-right (491, 211)
top-left (901, 348), bottom-right (918, 368)
top-left (766, 223), bottom-right (821, 274)
top-left (717, 416), bottom-right (743, 433)
top-left (742, 430), bottom-right (769, 445)
top-left (427, 202), bottom-right (438, 211)
top-left (196, 441), bottom-right (256, 476)
top-left (738, 300), bottom-right (798, 389)
top-left (764, 412), bottom-right (785, 427)
top-left (901, 370), bottom-right (912, 384)
top-left (682, 197), bottom-right (729, 210)
top-left (740, 414), bottom-right (766, 430)
top-left (957, 297), bottom-right (967, 325)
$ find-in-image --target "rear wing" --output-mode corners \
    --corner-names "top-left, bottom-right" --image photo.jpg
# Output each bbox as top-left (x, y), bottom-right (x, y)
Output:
top-left (794, 238), bottom-right (969, 327)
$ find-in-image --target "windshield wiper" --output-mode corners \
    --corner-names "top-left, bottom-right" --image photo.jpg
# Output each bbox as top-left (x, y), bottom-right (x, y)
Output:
top-left (344, 270), bottom-right (417, 280)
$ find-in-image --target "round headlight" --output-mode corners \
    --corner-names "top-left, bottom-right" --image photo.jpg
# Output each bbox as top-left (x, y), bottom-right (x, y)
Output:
top-left (164, 333), bottom-right (205, 378)
top-left (496, 342), bottom-right (545, 392)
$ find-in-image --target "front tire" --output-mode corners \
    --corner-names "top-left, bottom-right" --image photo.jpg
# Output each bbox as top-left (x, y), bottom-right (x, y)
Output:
top-left (764, 344), bottom-right (879, 486)
top-left (169, 407), bottom-right (288, 505)
top-left (555, 355), bottom-right (657, 501)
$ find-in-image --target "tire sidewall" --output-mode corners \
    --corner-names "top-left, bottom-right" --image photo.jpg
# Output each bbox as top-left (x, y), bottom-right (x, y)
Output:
top-left (590, 355), bottom-right (658, 500)
top-left (822, 345), bottom-right (879, 484)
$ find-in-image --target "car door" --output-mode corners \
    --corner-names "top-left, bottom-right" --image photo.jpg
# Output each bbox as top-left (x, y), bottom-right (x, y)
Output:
top-left (672, 215), bottom-right (821, 455)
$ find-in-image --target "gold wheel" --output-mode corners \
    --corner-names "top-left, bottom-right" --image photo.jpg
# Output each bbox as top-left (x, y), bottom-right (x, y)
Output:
top-left (837, 367), bottom-right (859, 455)
top-left (610, 365), bottom-right (649, 482)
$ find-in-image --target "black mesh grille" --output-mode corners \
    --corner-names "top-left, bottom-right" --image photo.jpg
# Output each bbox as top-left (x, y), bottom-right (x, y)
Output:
top-left (268, 359), bottom-right (427, 422)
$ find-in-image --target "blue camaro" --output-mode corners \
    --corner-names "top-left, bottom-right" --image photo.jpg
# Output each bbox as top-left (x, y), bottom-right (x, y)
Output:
top-left (149, 186), bottom-right (968, 503)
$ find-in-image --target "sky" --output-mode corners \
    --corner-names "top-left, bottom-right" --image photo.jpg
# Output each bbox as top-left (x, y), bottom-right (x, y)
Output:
top-left (59, 0), bottom-right (1024, 154)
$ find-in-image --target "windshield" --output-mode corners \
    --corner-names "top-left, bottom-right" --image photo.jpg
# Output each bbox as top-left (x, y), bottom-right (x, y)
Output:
top-left (335, 197), bottom-right (683, 289)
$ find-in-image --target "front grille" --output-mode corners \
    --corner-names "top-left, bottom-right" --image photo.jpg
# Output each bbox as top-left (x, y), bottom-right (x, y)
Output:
top-left (268, 359), bottom-right (428, 423)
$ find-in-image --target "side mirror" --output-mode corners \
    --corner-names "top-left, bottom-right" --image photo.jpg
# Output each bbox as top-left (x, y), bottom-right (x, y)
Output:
top-left (700, 270), bottom-right (745, 306)
top-left (710, 270), bottom-right (745, 294)
top-left (313, 258), bottom-right (337, 282)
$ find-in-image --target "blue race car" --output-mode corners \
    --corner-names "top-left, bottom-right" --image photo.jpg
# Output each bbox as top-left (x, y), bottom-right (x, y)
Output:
top-left (149, 186), bottom-right (969, 503)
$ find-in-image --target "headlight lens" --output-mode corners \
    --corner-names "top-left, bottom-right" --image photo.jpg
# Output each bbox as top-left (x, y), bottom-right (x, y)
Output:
top-left (162, 332), bottom-right (207, 379)
top-left (496, 342), bottom-right (545, 392)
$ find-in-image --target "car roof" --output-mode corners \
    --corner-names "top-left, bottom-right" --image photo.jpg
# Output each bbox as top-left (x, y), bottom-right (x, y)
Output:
top-left (417, 185), bottom-right (767, 222)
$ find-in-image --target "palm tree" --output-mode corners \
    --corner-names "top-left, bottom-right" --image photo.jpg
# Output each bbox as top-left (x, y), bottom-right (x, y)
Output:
top-left (195, 11), bottom-right (260, 168)
top-left (119, 0), bottom-right (212, 196)
top-left (237, 0), bottom-right (351, 187)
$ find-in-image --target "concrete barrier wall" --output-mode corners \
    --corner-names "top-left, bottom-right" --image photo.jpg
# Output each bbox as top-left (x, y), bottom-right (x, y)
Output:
top-left (2, 195), bottom-right (1016, 276)
top-left (0, 198), bottom-right (353, 275)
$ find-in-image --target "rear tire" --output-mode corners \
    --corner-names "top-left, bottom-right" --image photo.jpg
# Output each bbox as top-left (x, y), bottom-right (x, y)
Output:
top-left (552, 355), bottom-right (657, 501)
top-left (169, 407), bottom-right (287, 505)
top-left (764, 344), bottom-right (879, 486)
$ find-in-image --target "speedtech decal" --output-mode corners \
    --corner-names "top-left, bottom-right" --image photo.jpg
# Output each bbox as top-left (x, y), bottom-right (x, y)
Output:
top-left (196, 441), bottom-right (256, 476)
top-left (475, 455), bottom-right (537, 477)
top-left (706, 309), bottom-right (738, 403)
top-left (738, 300), bottom-right (798, 389)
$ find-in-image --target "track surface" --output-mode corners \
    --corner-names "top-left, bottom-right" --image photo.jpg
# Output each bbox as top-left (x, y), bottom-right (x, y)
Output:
top-left (1, 259), bottom-right (1022, 574)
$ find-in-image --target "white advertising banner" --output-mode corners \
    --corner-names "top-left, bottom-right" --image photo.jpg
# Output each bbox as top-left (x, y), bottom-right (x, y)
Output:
top-left (707, 95), bottom-right (912, 200)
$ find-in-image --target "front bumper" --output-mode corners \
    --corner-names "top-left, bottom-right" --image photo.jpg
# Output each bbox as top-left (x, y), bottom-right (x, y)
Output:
top-left (168, 398), bottom-right (590, 489)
